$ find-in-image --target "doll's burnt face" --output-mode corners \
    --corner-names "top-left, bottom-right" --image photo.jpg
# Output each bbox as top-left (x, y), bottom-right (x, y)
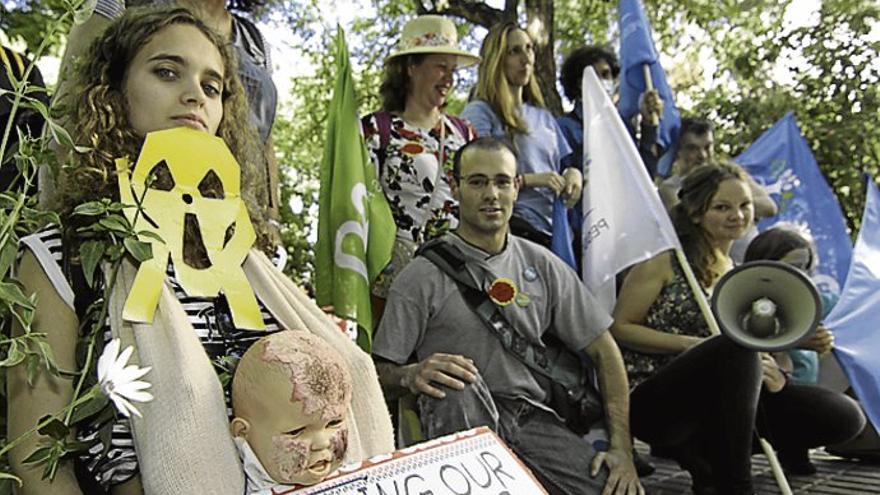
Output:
top-left (264, 400), bottom-right (348, 485)
top-left (232, 331), bottom-right (353, 486)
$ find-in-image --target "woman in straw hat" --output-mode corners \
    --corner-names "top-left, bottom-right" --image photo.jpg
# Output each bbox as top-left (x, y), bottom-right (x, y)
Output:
top-left (461, 22), bottom-right (581, 248)
top-left (361, 15), bottom-right (479, 316)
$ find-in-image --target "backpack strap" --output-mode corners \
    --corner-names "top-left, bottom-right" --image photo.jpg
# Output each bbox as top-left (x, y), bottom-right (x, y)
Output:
top-left (370, 110), bottom-right (393, 178)
top-left (416, 239), bottom-right (556, 375)
top-left (446, 114), bottom-right (472, 141)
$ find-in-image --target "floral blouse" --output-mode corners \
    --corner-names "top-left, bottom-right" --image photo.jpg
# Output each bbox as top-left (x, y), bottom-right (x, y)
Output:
top-left (361, 113), bottom-right (475, 244)
top-left (623, 261), bottom-right (713, 388)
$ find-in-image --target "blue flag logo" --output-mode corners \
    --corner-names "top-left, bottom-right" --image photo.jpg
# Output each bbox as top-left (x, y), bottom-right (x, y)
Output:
top-left (735, 112), bottom-right (852, 297)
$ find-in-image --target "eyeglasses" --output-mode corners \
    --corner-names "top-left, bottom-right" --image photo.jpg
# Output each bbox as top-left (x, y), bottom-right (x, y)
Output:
top-left (460, 174), bottom-right (516, 190)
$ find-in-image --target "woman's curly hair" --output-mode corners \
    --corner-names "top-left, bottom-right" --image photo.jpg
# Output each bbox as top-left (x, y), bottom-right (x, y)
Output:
top-left (671, 160), bottom-right (750, 288)
top-left (54, 6), bottom-right (274, 253)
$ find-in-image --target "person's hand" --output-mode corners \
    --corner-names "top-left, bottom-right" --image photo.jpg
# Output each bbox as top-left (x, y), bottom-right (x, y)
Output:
top-left (524, 171), bottom-right (565, 196)
top-left (639, 90), bottom-right (663, 126)
top-left (799, 325), bottom-right (834, 354)
top-left (591, 448), bottom-right (645, 495)
top-left (401, 353), bottom-right (477, 399)
top-left (561, 168), bottom-right (583, 208)
top-left (760, 353), bottom-right (786, 393)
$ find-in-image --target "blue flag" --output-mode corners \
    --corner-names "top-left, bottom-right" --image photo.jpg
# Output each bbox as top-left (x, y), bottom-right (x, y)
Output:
top-left (618, 0), bottom-right (681, 159)
top-left (551, 198), bottom-right (576, 269)
top-left (735, 112), bottom-right (852, 297)
top-left (825, 176), bottom-right (880, 430)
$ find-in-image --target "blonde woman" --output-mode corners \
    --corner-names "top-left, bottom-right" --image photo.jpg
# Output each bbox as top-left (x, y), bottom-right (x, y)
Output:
top-left (461, 22), bottom-right (581, 248)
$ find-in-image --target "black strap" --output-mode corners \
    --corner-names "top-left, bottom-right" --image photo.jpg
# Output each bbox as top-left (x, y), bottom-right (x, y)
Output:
top-left (417, 239), bottom-right (559, 381)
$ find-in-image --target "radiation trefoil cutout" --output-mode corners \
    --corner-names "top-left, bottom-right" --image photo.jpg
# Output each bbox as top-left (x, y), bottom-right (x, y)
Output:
top-left (116, 127), bottom-right (264, 330)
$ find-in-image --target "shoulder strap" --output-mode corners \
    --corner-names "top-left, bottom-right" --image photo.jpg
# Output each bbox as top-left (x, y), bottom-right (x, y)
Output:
top-left (373, 110), bottom-right (393, 177)
top-left (232, 14), bottom-right (268, 66)
top-left (417, 239), bottom-right (556, 377)
top-left (446, 115), bottom-right (471, 140)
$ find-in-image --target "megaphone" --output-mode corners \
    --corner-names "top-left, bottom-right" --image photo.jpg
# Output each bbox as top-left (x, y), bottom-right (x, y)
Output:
top-left (711, 261), bottom-right (822, 351)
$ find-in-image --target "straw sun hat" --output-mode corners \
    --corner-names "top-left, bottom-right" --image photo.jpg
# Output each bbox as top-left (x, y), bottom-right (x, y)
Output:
top-left (386, 15), bottom-right (480, 68)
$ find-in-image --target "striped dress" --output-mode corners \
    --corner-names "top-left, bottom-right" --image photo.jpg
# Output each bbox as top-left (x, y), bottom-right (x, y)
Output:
top-left (19, 227), bottom-right (281, 490)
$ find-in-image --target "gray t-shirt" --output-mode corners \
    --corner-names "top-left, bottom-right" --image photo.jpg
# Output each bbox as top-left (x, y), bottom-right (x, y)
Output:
top-left (373, 233), bottom-right (612, 405)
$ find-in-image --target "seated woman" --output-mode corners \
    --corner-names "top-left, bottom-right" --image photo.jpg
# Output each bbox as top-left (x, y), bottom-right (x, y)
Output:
top-left (361, 15), bottom-right (479, 315)
top-left (743, 226), bottom-right (865, 474)
top-left (612, 162), bottom-right (764, 495)
top-left (461, 22), bottom-right (580, 248)
top-left (7, 7), bottom-right (392, 495)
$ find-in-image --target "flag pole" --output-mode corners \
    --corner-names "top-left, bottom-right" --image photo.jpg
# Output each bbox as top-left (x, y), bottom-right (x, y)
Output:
top-left (642, 64), bottom-right (660, 127)
top-left (672, 250), bottom-right (793, 495)
top-left (673, 248), bottom-right (721, 336)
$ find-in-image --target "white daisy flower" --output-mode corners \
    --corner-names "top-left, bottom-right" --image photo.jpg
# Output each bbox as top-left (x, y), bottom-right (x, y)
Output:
top-left (96, 339), bottom-right (153, 418)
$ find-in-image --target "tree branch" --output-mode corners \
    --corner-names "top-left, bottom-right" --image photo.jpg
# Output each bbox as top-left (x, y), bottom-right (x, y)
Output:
top-left (427, 0), bottom-right (514, 27)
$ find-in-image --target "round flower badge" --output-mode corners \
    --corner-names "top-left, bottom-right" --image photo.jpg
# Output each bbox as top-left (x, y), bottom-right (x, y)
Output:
top-left (488, 277), bottom-right (517, 306)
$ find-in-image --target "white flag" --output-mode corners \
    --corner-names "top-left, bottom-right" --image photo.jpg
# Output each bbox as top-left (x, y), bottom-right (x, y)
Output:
top-left (581, 67), bottom-right (680, 311)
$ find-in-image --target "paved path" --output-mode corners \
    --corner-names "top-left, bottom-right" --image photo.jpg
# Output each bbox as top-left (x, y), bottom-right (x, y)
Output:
top-left (636, 442), bottom-right (880, 494)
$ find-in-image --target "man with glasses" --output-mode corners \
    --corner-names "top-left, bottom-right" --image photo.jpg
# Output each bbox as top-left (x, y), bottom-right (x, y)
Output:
top-left (372, 137), bottom-right (643, 495)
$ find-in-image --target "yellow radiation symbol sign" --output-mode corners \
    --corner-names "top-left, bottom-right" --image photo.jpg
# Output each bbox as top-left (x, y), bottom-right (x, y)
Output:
top-left (116, 127), bottom-right (264, 330)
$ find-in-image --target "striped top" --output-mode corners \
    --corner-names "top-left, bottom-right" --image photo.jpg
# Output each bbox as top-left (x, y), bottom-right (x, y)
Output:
top-left (20, 227), bottom-right (281, 489)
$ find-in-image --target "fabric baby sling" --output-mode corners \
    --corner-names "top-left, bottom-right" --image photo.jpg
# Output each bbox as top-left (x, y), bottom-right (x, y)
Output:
top-left (107, 250), bottom-right (394, 494)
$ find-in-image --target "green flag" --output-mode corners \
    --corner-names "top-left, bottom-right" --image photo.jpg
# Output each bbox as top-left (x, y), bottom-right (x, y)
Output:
top-left (315, 28), bottom-right (395, 350)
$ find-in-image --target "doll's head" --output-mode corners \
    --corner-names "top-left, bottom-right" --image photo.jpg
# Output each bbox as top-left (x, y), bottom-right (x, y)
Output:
top-left (231, 331), bottom-right (352, 486)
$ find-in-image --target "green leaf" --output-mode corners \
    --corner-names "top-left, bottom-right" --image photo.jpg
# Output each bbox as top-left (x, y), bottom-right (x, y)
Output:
top-left (79, 240), bottom-right (105, 289)
top-left (36, 339), bottom-right (59, 374)
top-left (74, 0), bottom-right (98, 25)
top-left (0, 341), bottom-right (25, 367)
top-left (123, 237), bottom-right (153, 263)
top-left (46, 118), bottom-right (90, 154)
top-left (25, 353), bottom-right (40, 386)
top-left (21, 446), bottom-right (52, 465)
top-left (72, 201), bottom-right (107, 217)
top-left (0, 282), bottom-right (34, 309)
top-left (70, 393), bottom-right (110, 424)
top-left (97, 215), bottom-right (130, 234)
top-left (0, 241), bottom-right (17, 280)
top-left (0, 471), bottom-right (23, 487)
top-left (37, 417), bottom-right (70, 440)
top-left (137, 230), bottom-right (165, 244)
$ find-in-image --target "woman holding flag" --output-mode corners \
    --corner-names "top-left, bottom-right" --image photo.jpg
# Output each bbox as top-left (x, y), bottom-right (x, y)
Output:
top-left (461, 22), bottom-right (581, 248)
top-left (612, 162), bottom-right (764, 495)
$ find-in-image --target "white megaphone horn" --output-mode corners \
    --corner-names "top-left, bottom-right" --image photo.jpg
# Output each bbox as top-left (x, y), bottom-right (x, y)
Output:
top-left (711, 261), bottom-right (822, 352)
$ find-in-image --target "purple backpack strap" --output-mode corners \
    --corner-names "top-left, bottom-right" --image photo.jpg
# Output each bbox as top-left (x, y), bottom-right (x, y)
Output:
top-left (375, 110), bottom-right (392, 152)
top-left (369, 110), bottom-right (393, 177)
top-left (446, 115), bottom-right (472, 140)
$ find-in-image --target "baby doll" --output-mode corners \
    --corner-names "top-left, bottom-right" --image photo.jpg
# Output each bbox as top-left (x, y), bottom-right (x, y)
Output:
top-left (231, 330), bottom-right (353, 492)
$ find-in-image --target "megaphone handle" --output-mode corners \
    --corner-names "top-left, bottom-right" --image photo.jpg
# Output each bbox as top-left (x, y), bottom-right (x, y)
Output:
top-left (674, 249), bottom-right (722, 336)
top-left (757, 436), bottom-right (793, 495)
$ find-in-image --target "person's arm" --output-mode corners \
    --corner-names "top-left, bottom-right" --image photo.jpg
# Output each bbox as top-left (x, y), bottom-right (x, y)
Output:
top-left (53, 13), bottom-right (114, 117)
top-left (374, 354), bottom-right (478, 401)
top-left (747, 175), bottom-right (778, 218)
top-left (583, 332), bottom-right (644, 495)
top-left (657, 177), bottom-right (680, 212)
top-left (611, 251), bottom-right (705, 354)
top-left (459, 101), bottom-right (494, 140)
top-left (7, 250), bottom-right (83, 495)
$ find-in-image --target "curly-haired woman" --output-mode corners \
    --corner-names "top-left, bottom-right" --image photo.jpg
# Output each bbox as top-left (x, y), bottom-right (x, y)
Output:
top-left (8, 7), bottom-right (391, 494)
